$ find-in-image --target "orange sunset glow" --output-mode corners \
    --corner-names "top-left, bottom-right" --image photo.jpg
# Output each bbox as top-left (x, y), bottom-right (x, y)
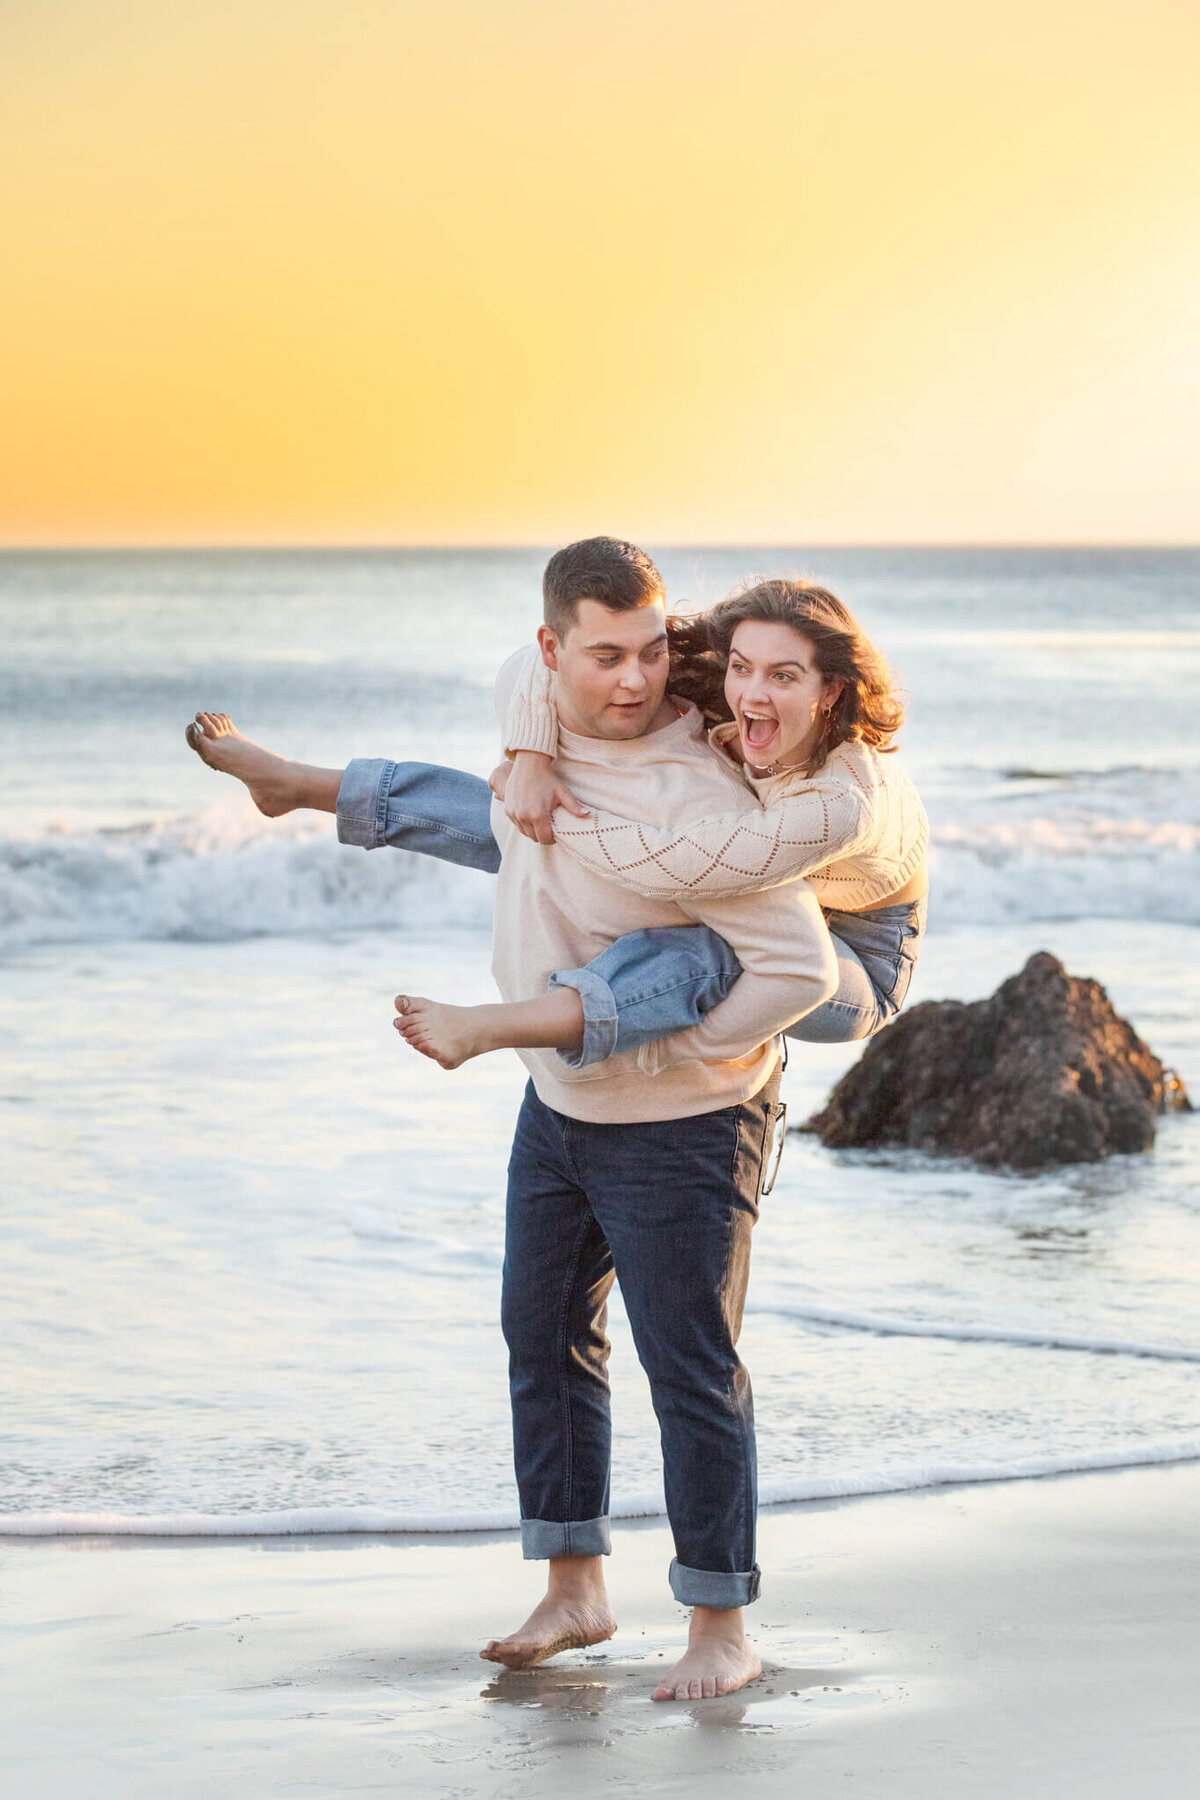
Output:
top-left (2, 0), bottom-right (1197, 545)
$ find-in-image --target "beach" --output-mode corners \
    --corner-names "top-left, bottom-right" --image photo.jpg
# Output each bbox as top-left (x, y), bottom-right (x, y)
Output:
top-left (6, 1463), bottom-right (1200, 1797)
top-left (2, 546), bottom-right (1198, 1791)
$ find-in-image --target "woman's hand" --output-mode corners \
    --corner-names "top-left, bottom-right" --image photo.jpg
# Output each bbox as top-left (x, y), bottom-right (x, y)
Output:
top-left (500, 750), bottom-right (590, 845)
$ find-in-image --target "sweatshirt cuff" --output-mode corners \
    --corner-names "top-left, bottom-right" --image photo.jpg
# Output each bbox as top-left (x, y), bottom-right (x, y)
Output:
top-left (503, 703), bottom-right (560, 760)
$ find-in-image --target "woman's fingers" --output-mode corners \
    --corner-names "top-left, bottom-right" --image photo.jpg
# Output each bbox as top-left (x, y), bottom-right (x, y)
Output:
top-left (554, 781), bottom-right (590, 819)
top-left (509, 779), bottom-right (589, 844)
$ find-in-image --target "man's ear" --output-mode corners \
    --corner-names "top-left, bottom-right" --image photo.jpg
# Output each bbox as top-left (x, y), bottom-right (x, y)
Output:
top-left (536, 624), bottom-right (560, 671)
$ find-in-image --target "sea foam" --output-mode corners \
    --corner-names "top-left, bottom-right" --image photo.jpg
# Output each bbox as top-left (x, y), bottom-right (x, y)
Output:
top-left (746, 1301), bottom-right (1200, 1362)
top-left (3, 796), bottom-right (1199, 953)
top-left (5, 1432), bottom-right (1200, 1537)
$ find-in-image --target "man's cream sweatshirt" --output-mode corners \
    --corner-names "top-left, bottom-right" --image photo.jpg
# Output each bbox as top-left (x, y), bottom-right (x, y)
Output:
top-left (491, 651), bottom-right (838, 1124)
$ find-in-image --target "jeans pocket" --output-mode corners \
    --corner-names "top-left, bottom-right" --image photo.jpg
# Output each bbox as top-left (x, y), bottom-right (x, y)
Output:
top-left (887, 951), bottom-right (916, 1015)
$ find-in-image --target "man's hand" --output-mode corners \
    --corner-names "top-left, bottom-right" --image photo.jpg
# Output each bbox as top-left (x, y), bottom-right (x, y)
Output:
top-left (499, 750), bottom-right (590, 845)
top-left (488, 761), bottom-right (512, 802)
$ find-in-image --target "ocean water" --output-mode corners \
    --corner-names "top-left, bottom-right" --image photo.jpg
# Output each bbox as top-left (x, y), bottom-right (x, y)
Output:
top-left (2, 547), bottom-right (1198, 1535)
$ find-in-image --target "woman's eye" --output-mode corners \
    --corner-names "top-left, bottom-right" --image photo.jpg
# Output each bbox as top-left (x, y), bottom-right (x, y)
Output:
top-left (773, 672), bottom-right (794, 683)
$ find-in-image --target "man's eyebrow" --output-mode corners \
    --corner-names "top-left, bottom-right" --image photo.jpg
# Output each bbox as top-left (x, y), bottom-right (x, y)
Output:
top-left (582, 633), bottom-right (669, 652)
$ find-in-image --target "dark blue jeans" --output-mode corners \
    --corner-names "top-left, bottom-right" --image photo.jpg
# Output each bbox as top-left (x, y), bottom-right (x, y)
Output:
top-left (503, 1073), bottom-right (783, 1608)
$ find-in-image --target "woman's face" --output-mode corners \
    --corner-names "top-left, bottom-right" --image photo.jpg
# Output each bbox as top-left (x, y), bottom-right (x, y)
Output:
top-left (724, 620), bottom-right (841, 771)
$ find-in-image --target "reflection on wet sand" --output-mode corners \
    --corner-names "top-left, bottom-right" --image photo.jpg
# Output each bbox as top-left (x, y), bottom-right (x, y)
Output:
top-left (481, 1666), bottom-right (611, 1715)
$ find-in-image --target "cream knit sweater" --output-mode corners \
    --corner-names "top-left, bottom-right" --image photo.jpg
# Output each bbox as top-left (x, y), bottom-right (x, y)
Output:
top-left (490, 651), bottom-right (838, 1121)
top-left (503, 646), bottom-right (929, 909)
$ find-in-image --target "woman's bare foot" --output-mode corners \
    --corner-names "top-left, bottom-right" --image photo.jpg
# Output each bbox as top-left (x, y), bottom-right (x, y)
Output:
top-left (184, 713), bottom-right (309, 817)
top-left (482, 1591), bottom-right (615, 1670)
top-left (186, 713), bottom-right (345, 819)
top-left (652, 1605), bottom-right (762, 1702)
top-left (393, 987), bottom-right (585, 1071)
top-left (393, 996), bottom-right (499, 1070)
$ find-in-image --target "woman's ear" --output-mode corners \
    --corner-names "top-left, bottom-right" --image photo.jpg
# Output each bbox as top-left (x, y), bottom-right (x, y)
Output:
top-left (825, 677), bottom-right (846, 708)
top-left (536, 624), bottom-right (560, 671)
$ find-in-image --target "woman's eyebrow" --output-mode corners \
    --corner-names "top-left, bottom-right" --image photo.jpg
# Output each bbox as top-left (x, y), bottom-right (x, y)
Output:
top-left (730, 650), bottom-right (807, 670)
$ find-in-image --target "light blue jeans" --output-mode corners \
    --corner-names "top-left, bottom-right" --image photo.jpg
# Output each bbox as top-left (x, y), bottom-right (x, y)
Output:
top-left (337, 758), bottom-right (925, 1068)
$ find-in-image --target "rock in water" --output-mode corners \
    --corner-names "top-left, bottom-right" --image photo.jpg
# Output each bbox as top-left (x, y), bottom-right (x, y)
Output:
top-left (804, 952), bottom-right (1190, 1170)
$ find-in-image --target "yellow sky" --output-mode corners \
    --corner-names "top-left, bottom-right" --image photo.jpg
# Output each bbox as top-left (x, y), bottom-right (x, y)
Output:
top-left (2, 0), bottom-right (1197, 544)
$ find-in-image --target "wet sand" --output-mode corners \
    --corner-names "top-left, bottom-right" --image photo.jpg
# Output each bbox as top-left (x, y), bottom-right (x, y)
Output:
top-left (5, 1461), bottom-right (1200, 1798)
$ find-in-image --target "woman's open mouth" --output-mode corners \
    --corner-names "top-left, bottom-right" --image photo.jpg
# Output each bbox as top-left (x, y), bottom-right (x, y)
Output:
top-left (740, 710), bottom-right (779, 755)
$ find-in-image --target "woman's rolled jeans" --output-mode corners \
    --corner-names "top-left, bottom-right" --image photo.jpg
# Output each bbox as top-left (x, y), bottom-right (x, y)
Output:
top-left (552, 898), bottom-right (926, 1068)
top-left (335, 757), bottom-right (925, 1064)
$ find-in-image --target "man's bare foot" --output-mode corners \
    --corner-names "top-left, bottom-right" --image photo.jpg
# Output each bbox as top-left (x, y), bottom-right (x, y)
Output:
top-left (481, 1591), bottom-right (617, 1670)
top-left (652, 1605), bottom-right (762, 1702)
top-left (184, 713), bottom-right (304, 817)
top-left (394, 995), bottom-right (500, 1070)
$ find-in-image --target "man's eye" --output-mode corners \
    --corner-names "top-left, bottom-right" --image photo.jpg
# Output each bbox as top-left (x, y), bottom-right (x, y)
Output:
top-left (596, 657), bottom-right (620, 668)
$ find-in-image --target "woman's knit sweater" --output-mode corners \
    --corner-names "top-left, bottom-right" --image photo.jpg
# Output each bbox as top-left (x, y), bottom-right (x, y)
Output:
top-left (503, 646), bottom-right (929, 910)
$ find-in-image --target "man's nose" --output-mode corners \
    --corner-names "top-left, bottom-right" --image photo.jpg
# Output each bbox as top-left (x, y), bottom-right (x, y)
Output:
top-left (617, 662), bottom-right (649, 692)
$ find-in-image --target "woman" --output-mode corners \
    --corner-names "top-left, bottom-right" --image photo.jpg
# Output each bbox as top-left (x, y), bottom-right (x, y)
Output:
top-left (395, 579), bottom-right (928, 1071)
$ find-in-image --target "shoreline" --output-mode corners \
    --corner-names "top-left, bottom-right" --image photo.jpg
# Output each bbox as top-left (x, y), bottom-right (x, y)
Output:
top-left (6, 1461), bottom-right (1200, 1797)
top-left (6, 1428), bottom-right (1200, 1540)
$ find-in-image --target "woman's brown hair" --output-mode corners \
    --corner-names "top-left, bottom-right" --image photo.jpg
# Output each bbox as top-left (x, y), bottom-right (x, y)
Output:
top-left (667, 578), bottom-right (906, 775)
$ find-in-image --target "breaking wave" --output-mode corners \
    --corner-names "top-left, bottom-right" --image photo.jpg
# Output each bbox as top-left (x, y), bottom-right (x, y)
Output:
top-left (2, 794), bottom-right (1198, 954)
top-left (0, 803), bottom-right (494, 953)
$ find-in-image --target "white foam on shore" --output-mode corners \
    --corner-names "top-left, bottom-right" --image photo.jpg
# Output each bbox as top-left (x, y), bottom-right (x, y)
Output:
top-left (0, 804), bottom-right (494, 952)
top-left (747, 1300), bottom-right (1200, 1363)
top-left (4, 792), bottom-right (1200, 953)
top-left (5, 1433), bottom-right (1200, 1537)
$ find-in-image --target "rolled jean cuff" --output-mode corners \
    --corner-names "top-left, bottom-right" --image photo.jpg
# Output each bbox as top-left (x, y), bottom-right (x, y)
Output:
top-left (547, 967), bottom-right (619, 1069)
top-left (520, 1516), bottom-right (612, 1560)
top-left (669, 1558), bottom-right (761, 1609)
top-left (336, 757), bottom-right (396, 849)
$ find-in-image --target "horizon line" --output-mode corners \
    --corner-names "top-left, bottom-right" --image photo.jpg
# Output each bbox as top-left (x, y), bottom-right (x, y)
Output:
top-left (2, 539), bottom-right (1198, 555)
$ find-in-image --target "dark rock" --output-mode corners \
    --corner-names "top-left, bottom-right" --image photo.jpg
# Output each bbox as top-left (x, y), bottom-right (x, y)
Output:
top-left (802, 952), bottom-right (1191, 1170)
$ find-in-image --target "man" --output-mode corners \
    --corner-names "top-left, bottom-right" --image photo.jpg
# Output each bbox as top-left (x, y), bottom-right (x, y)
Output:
top-left (186, 538), bottom-right (837, 1700)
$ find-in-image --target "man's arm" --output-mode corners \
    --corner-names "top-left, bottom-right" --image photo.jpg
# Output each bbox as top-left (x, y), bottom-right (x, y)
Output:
top-left (634, 882), bottom-right (839, 1075)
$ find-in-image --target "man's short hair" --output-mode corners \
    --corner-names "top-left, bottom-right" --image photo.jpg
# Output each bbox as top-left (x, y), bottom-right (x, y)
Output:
top-left (542, 537), bottom-right (665, 637)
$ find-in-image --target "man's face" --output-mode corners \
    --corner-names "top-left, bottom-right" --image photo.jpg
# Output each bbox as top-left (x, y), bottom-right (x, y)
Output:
top-left (538, 599), bottom-right (671, 740)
